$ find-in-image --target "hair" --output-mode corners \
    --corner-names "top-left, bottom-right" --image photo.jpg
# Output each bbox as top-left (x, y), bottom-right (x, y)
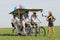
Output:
top-left (13, 15), bottom-right (16, 17)
top-left (25, 10), bottom-right (28, 13)
top-left (33, 12), bottom-right (37, 18)
top-left (48, 11), bottom-right (53, 17)
top-left (33, 12), bottom-right (36, 14)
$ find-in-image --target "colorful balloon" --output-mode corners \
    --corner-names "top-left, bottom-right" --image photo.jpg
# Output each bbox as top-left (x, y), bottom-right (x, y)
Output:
top-left (13, 4), bottom-right (26, 10)
top-left (19, 4), bottom-right (22, 9)
top-left (22, 5), bottom-right (25, 9)
top-left (14, 5), bottom-right (17, 10)
top-left (17, 6), bottom-right (19, 9)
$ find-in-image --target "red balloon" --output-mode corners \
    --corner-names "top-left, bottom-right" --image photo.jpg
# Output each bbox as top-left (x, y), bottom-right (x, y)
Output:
top-left (19, 4), bottom-right (22, 9)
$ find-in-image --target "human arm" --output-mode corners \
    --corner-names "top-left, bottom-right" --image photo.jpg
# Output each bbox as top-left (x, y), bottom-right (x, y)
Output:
top-left (46, 16), bottom-right (49, 21)
top-left (52, 16), bottom-right (56, 22)
top-left (37, 16), bottom-right (41, 23)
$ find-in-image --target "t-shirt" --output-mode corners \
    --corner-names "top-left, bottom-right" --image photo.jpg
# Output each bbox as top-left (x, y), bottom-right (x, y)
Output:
top-left (11, 18), bottom-right (18, 24)
top-left (22, 13), bottom-right (28, 20)
top-left (31, 15), bottom-right (41, 23)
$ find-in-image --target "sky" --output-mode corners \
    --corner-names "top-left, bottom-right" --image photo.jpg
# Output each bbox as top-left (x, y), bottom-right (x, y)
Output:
top-left (0, 0), bottom-right (60, 28)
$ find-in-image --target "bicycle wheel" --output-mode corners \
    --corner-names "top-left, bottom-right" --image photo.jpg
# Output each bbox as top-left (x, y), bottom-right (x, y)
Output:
top-left (25, 24), bottom-right (31, 35)
top-left (39, 26), bottom-right (46, 36)
top-left (35, 26), bottom-right (37, 36)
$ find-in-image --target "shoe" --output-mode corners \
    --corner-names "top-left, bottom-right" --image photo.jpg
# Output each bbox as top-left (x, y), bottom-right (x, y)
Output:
top-left (18, 33), bottom-right (22, 35)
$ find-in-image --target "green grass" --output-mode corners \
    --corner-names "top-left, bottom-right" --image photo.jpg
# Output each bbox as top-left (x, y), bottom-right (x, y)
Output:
top-left (0, 26), bottom-right (60, 40)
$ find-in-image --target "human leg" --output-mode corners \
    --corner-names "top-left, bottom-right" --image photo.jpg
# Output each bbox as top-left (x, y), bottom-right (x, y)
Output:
top-left (12, 27), bottom-right (16, 33)
top-left (14, 24), bottom-right (20, 34)
top-left (22, 20), bottom-right (27, 35)
top-left (47, 26), bottom-right (50, 36)
top-left (51, 26), bottom-right (55, 36)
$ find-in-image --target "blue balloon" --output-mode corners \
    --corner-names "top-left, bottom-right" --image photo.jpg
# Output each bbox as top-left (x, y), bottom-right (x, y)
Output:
top-left (22, 5), bottom-right (25, 9)
top-left (14, 5), bottom-right (17, 10)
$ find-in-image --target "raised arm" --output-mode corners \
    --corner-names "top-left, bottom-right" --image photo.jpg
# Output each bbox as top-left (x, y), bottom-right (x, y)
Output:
top-left (46, 16), bottom-right (49, 21)
top-left (37, 16), bottom-right (41, 23)
top-left (52, 16), bottom-right (56, 21)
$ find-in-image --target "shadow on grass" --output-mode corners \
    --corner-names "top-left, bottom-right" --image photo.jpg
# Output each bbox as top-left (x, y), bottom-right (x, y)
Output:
top-left (0, 34), bottom-right (25, 36)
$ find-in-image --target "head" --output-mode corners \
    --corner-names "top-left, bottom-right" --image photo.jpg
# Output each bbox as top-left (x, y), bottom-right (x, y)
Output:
top-left (13, 15), bottom-right (16, 19)
top-left (33, 12), bottom-right (36, 16)
top-left (48, 11), bottom-right (52, 16)
top-left (25, 10), bottom-right (29, 16)
top-left (25, 10), bottom-right (28, 13)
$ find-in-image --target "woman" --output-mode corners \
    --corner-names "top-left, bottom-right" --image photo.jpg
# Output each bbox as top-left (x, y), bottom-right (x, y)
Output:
top-left (47, 11), bottom-right (56, 36)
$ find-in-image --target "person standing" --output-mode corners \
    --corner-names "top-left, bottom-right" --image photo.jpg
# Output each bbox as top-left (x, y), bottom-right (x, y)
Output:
top-left (47, 11), bottom-right (56, 36)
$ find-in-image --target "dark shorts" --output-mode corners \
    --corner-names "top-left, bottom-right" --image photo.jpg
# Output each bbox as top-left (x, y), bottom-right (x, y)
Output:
top-left (48, 21), bottom-right (54, 27)
top-left (11, 23), bottom-right (15, 27)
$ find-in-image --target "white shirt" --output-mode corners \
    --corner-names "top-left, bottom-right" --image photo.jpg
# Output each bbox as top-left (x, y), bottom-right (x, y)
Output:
top-left (31, 16), bottom-right (41, 23)
top-left (11, 18), bottom-right (18, 24)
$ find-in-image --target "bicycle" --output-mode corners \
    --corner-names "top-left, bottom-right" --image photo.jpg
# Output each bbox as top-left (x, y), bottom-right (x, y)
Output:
top-left (24, 20), bottom-right (46, 36)
top-left (30, 22), bottom-right (46, 36)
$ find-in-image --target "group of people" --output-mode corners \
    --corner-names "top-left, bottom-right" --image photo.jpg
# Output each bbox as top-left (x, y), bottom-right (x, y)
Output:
top-left (11, 11), bottom-right (56, 36)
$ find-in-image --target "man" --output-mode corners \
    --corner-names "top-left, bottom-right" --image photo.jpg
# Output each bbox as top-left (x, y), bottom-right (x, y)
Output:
top-left (11, 15), bottom-right (20, 34)
top-left (31, 12), bottom-right (41, 25)
top-left (22, 11), bottom-right (29, 35)
top-left (31, 12), bottom-right (41, 33)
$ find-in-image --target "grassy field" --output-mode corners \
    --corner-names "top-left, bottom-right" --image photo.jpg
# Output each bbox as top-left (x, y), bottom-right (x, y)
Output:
top-left (0, 26), bottom-right (60, 40)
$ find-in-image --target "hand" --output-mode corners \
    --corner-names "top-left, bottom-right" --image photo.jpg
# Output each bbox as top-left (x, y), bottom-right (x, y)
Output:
top-left (49, 16), bottom-right (52, 18)
top-left (49, 17), bottom-right (51, 18)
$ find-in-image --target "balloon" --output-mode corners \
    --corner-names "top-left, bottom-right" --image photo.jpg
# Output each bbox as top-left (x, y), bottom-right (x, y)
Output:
top-left (17, 6), bottom-right (19, 9)
top-left (14, 5), bottom-right (17, 10)
top-left (19, 4), bottom-right (22, 9)
top-left (22, 5), bottom-right (25, 9)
